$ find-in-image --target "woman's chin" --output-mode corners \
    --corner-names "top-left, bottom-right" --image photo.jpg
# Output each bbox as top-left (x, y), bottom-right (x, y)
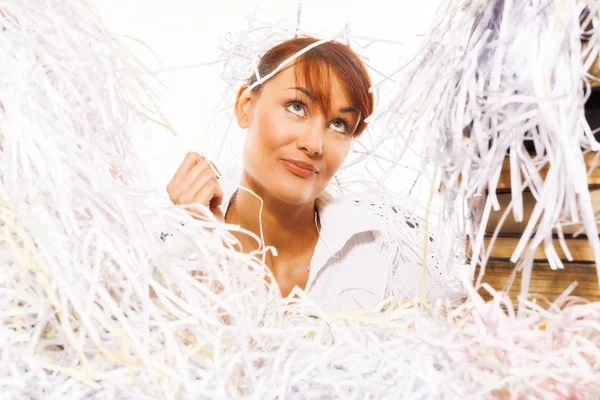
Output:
top-left (271, 185), bottom-right (318, 206)
top-left (247, 169), bottom-right (324, 205)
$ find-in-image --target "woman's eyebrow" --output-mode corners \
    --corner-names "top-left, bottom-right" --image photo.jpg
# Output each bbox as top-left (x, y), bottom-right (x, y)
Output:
top-left (339, 107), bottom-right (358, 115)
top-left (285, 87), bottom-right (358, 115)
top-left (285, 87), bottom-right (315, 101)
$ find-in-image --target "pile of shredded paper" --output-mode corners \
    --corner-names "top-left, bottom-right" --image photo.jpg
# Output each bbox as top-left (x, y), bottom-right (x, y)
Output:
top-left (1, 0), bottom-right (599, 398)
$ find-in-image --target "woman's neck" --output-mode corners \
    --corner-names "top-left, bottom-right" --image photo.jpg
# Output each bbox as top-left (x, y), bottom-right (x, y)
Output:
top-left (224, 177), bottom-right (318, 258)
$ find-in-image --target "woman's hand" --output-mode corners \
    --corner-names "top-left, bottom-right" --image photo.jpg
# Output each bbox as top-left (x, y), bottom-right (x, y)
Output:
top-left (167, 152), bottom-right (224, 221)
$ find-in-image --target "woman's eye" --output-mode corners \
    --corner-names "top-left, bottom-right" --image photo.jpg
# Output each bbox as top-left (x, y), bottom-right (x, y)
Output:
top-left (286, 101), bottom-right (306, 117)
top-left (329, 119), bottom-right (348, 134)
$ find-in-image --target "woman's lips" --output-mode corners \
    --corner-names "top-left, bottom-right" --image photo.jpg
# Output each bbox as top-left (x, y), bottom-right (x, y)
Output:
top-left (281, 159), bottom-right (319, 178)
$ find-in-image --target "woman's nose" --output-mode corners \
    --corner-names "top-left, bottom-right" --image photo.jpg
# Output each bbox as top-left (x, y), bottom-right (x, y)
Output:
top-left (296, 121), bottom-right (323, 157)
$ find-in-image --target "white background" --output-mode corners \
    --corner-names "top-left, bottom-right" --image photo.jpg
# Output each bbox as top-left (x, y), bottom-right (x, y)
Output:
top-left (95, 0), bottom-right (440, 194)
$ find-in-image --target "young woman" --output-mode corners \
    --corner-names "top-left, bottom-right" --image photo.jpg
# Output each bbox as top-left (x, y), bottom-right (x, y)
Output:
top-left (166, 37), bottom-right (461, 312)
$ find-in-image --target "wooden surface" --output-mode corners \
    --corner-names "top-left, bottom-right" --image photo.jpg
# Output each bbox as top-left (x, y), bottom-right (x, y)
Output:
top-left (495, 152), bottom-right (600, 190)
top-left (475, 152), bottom-right (600, 303)
top-left (480, 236), bottom-right (597, 262)
top-left (475, 260), bottom-right (600, 302)
top-left (486, 190), bottom-right (600, 235)
top-left (469, 152), bottom-right (600, 303)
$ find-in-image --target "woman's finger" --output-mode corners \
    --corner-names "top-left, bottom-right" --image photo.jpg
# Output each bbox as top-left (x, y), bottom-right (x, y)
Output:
top-left (180, 180), bottom-right (224, 221)
top-left (208, 179), bottom-right (224, 208)
top-left (167, 152), bottom-right (203, 192)
top-left (176, 167), bottom-right (219, 205)
top-left (176, 159), bottom-right (213, 197)
top-left (191, 178), bottom-right (223, 208)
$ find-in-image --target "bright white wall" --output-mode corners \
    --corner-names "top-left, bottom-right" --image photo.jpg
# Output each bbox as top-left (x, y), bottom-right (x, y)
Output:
top-left (95, 0), bottom-right (440, 193)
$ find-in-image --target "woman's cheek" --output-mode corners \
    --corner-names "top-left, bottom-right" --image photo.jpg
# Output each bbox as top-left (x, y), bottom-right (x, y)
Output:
top-left (325, 139), bottom-right (351, 171)
top-left (255, 112), bottom-right (283, 149)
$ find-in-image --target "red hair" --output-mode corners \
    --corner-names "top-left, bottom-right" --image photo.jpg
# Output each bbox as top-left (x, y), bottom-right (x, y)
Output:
top-left (246, 37), bottom-right (374, 136)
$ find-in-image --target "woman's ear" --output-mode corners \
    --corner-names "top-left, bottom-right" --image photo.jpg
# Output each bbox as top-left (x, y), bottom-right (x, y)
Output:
top-left (234, 84), bottom-right (253, 129)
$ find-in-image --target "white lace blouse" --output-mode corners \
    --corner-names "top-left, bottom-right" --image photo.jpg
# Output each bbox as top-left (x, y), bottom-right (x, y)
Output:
top-left (306, 192), bottom-right (467, 312)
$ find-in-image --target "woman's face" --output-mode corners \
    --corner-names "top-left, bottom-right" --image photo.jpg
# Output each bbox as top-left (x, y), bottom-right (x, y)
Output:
top-left (235, 65), bottom-right (360, 205)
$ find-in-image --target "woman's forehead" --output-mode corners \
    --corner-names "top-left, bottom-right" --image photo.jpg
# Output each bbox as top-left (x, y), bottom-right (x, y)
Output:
top-left (265, 64), bottom-right (351, 107)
